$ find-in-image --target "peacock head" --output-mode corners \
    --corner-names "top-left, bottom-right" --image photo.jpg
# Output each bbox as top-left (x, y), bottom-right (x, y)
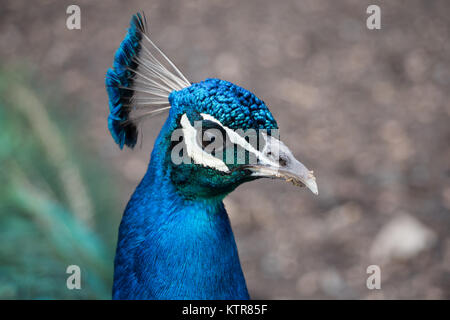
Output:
top-left (106, 13), bottom-right (317, 199)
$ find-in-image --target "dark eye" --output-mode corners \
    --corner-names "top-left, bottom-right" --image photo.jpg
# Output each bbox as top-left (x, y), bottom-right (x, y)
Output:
top-left (196, 120), bottom-right (229, 153)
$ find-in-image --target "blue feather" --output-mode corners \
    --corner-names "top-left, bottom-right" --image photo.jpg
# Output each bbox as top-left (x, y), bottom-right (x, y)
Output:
top-left (105, 13), bottom-right (146, 149)
top-left (112, 117), bottom-right (250, 299)
top-left (169, 78), bottom-right (278, 131)
top-left (108, 13), bottom-right (287, 301)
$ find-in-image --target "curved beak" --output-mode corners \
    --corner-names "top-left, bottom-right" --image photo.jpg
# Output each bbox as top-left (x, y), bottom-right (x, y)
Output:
top-left (243, 134), bottom-right (318, 195)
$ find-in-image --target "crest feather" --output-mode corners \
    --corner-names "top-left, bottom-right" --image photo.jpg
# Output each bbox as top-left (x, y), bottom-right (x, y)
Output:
top-left (105, 12), bottom-right (190, 148)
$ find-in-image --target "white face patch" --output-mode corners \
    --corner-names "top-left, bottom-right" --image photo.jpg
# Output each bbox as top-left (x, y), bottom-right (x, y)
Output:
top-left (179, 113), bottom-right (282, 172)
top-left (180, 114), bottom-right (230, 172)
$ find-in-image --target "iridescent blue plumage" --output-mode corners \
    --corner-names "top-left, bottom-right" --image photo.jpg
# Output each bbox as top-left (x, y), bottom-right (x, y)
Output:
top-left (169, 78), bottom-right (277, 131)
top-left (105, 13), bottom-right (146, 149)
top-left (113, 120), bottom-right (250, 298)
top-left (111, 78), bottom-right (275, 299)
top-left (107, 13), bottom-right (317, 300)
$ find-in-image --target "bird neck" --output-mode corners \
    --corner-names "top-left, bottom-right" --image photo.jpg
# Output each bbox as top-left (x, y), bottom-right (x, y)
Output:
top-left (113, 143), bottom-right (249, 299)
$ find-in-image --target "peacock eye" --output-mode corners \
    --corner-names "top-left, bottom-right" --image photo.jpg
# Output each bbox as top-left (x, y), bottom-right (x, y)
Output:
top-left (196, 120), bottom-right (229, 154)
top-left (202, 129), bottom-right (221, 148)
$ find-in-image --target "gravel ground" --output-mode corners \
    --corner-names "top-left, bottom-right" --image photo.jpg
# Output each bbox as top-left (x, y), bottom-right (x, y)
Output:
top-left (1, 0), bottom-right (449, 299)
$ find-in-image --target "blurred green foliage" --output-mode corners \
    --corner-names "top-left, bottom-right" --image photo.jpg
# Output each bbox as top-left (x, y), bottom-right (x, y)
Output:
top-left (0, 66), bottom-right (117, 299)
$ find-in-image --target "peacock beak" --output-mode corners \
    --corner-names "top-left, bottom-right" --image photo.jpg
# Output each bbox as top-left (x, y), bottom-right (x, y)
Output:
top-left (242, 133), bottom-right (318, 195)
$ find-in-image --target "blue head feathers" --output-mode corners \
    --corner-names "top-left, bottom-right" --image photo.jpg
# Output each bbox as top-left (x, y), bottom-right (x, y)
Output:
top-left (169, 78), bottom-right (278, 131)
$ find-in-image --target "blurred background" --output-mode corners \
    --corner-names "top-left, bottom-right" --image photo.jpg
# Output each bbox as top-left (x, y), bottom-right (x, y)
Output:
top-left (0, 0), bottom-right (449, 299)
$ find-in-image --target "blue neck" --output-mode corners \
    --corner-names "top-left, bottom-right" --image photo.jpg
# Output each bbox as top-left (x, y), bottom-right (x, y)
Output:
top-left (113, 127), bottom-right (249, 299)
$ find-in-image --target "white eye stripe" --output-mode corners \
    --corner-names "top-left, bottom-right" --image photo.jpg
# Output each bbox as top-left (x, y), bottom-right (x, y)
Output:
top-left (200, 113), bottom-right (280, 168)
top-left (179, 113), bottom-right (280, 171)
top-left (180, 114), bottom-right (229, 172)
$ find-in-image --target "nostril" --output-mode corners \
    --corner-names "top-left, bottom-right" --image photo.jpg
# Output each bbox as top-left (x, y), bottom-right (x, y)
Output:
top-left (279, 156), bottom-right (287, 167)
top-left (266, 151), bottom-right (287, 166)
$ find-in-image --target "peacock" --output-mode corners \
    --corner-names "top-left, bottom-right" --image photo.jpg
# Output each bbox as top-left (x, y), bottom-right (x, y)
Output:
top-left (106, 13), bottom-right (318, 300)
